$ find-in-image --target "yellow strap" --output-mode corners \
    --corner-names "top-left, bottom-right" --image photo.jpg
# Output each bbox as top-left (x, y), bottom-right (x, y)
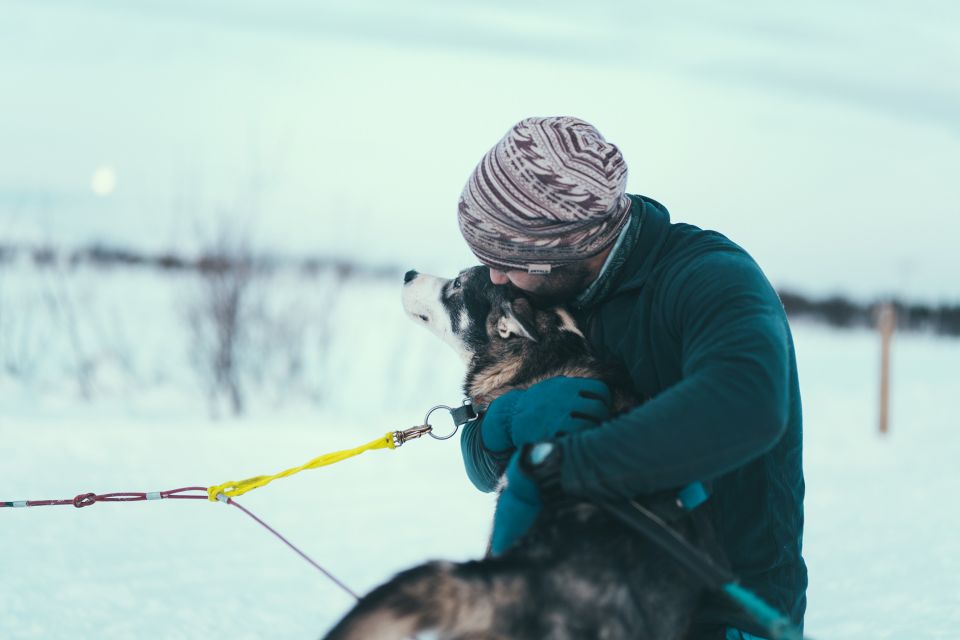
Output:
top-left (207, 432), bottom-right (396, 501)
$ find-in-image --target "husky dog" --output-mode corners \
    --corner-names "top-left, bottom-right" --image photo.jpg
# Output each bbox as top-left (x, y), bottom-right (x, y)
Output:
top-left (399, 266), bottom-right (633, 411)
top-left (323, 266), bottom-right (708, 640)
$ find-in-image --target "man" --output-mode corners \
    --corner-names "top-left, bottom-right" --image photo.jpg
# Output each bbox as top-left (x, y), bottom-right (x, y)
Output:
top-left (456, 116), bottom-right (807, 640)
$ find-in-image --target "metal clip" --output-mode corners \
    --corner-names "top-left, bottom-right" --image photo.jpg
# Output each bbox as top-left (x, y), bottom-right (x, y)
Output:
top-left (392, 424), bottom-right (433, 448)
top-left (392, 400), bottom-right (479, 448)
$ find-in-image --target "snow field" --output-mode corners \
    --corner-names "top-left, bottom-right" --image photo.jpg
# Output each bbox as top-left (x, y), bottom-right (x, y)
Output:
top-left (2, 276), bottom-right (959, 639)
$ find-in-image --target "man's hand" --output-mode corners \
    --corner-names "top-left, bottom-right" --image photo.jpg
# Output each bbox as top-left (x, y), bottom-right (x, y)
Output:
top-left (479, 377), bottom-right (612, 454)
top-left (490, 442), bottom-right (562, 556)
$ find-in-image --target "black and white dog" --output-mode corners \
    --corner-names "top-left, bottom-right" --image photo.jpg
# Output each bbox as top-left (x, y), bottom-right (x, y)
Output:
top-left (323, 266), bottom-right (709, 640)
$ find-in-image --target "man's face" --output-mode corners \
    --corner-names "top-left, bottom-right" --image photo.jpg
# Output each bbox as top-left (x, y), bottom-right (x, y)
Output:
top-left (488, 264), bottom-right (593, 306)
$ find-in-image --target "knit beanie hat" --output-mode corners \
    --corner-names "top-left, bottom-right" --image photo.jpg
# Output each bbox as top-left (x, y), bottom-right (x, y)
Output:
top-left (458, 116), bottom-right (631, 273)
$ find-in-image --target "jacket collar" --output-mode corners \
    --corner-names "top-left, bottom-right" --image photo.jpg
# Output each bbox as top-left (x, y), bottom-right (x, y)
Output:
top-left (573, 194), bottom-right (672, 309)
top-left (574, 209), bottom-right (637, 307)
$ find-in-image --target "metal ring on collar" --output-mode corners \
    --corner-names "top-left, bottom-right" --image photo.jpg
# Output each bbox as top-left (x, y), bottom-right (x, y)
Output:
top-left (423, 405), bottom-right (460, 440)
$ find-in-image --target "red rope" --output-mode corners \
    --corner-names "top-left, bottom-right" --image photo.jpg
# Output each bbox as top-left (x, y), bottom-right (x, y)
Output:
top-left (1, 486), bottom-right (209, 508)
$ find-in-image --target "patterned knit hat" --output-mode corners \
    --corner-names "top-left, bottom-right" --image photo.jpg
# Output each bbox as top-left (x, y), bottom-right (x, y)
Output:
top-left (458, 116), bottom-right (631, 273)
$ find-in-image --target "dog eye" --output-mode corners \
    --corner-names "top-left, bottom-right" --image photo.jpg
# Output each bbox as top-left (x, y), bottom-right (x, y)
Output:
top-left (452, 278), bottom-right (462, 289)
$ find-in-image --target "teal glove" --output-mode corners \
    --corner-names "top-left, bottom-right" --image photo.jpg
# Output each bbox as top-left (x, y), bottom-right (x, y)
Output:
top-left (490, 442), bottom-right (561, 556)
top-left (479, 377), bottom-right (612, 454)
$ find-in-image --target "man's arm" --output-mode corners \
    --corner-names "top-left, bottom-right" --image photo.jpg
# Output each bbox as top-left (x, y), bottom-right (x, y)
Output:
top-left (460, 418), bottom-right (510, 492)
top-left (561, 252), bottom-right (792, 501)
top-left (461, 378), bottom-right (614, 492)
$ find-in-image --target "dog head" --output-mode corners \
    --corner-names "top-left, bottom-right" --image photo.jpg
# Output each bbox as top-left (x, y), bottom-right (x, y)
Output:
top-left (402, 266), bottom-right (594, 403)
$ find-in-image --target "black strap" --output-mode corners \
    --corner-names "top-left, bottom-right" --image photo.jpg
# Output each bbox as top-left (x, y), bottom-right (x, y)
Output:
top-left (601, 500), bottom-right (735, 590)
top-left (602, 500), bottom-right (807, 640)
top-left (449, 403), bottom-right (478, 426)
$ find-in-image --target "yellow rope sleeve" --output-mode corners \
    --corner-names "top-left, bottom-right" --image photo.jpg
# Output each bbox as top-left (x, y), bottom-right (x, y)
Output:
top-left (207, 432), bottom-right (396, 501)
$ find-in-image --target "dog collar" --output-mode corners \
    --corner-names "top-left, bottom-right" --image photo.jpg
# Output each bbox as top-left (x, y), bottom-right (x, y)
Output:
top-left (449, 400), bottom-right (479, 427)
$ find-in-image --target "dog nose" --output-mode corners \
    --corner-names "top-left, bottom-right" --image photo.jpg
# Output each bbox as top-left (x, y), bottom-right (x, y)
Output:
top-left (404, 270), bottom-right (418, 284)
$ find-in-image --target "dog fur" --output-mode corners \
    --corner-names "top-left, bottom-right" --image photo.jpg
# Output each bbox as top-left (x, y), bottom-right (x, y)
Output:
top-left (322, 266), bottom-right (708, 640)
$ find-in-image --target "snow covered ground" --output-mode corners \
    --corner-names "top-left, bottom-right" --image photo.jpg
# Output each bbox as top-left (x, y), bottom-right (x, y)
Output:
top-left (2, 273), bottom-right (959, 639)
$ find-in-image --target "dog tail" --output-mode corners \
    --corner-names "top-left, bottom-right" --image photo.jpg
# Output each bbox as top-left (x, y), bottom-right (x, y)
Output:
top-left (322, 559), bottom-right (521, 640)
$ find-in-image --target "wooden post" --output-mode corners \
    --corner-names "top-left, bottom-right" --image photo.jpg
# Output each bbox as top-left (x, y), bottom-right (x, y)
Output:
top-left (877, 303), bottom-right (896, 436)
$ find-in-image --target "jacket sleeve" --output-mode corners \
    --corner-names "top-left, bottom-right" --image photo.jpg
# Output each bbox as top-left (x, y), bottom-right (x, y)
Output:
top-left (560, 252), bottom-right (792, 501)
top-left (460, 417), bottom-right (512, 492)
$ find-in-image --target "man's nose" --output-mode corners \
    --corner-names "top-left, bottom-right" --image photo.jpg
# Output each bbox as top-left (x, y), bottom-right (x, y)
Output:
top-left (489, 268), bottom-right (509, 285)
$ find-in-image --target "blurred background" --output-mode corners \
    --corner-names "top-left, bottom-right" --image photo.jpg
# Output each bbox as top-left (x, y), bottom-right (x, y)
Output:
top-left (1, 2), bottom-right (958, 639)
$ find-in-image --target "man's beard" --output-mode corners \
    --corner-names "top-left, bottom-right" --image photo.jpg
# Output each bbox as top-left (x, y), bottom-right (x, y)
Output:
top-left (514, 263), bottom-right (594, 306)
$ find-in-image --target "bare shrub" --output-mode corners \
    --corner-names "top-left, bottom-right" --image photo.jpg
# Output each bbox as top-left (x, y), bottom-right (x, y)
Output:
top-left (186, 223), bottom-right (259, 417)
top-left (0, 264), bottom-right (39, 379)
top-left (39, 256), bottom-right (96, 400)
top-left (184, 225), bottom-right (352, 416)
top-left (247, 268), bottom-right (343, 407)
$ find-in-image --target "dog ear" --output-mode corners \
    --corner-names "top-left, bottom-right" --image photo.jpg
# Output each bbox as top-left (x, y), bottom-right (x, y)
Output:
top-left (497, 299), bottom-right (539, 342)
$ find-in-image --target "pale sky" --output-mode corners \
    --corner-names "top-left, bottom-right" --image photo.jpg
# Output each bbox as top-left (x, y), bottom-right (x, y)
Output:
top-left (2, 0), bottom-right (958, 300)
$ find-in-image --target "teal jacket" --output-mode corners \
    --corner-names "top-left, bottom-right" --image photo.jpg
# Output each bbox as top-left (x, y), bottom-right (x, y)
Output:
top-left (461, 195), bottom-right (807, 635)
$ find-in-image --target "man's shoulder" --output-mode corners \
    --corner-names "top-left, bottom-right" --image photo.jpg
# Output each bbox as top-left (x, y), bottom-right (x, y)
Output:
top-left (657, 225), bottom-right (763, 287)
top-left (625, 194), bottom-right (754, 271)
top-left (606, 195), bottom-right (773, 305)
top-left (628, 193), bottom-right (670, 216)
top-left (648, 228), bottom-right (783, 327)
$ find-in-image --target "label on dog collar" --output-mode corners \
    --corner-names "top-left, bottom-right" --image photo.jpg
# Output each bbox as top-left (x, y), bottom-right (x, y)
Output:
top-left (526, 264), bottom-right (552, 275)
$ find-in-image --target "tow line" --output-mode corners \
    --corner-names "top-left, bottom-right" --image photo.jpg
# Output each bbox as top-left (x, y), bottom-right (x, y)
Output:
top-left (1, 400), bottom-right (479, 602)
